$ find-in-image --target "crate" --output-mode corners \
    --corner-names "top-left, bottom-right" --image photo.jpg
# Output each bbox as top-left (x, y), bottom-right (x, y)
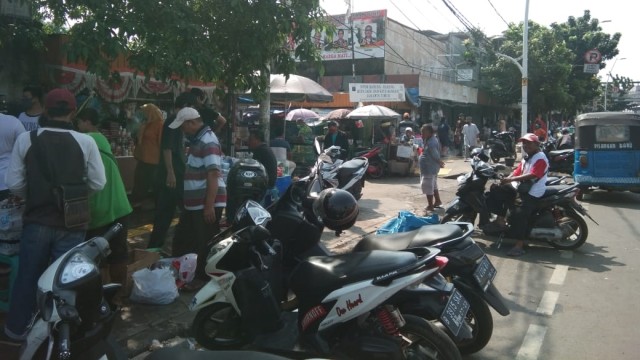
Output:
top-left (388, 159), bottom-right (412, 176)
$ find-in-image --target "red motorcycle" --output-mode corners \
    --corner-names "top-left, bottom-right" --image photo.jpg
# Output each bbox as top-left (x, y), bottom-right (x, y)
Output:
top-left (356, 146), bottom-right (387, 178)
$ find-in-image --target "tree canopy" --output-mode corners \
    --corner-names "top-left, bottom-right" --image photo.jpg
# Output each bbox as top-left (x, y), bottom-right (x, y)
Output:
top-left (20, 0), bottom-right (330, 98)
top-left (469, 10), bottom-right (626, 116)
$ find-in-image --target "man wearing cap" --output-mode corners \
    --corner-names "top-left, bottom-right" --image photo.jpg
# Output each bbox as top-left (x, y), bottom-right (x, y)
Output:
top-left (323, 120), bottom-right (349, 160)
top-left (168, 107), bottom-right (226, 285)
top-left (401, 127), bottom-right (414, 144)
top-left (3, 88), bottom-right (106, 343)
top-left (489, 133), bottom-right (548, 256)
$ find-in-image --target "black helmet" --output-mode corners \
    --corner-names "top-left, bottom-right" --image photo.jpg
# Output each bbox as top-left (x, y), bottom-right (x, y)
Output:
top-left (312, 188), bottom-right (358, 232)
top-left (470, 148), bottom-right (489, 162)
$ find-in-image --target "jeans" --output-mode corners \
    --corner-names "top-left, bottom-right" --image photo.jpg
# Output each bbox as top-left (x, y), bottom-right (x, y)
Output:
top-left (4, 223), bottom-right (85, 340)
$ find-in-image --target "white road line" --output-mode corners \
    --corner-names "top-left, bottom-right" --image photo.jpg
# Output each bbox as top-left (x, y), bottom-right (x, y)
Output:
top-left (536, 291), bottom-right (560, 316)
top-left (549, 265), bottom-right (569, 285)
top-left (516, 324), bottom-right (547, 360)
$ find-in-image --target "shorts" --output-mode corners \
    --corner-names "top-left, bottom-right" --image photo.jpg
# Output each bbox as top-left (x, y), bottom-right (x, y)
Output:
top-left (420, 175), bottom-right (438, 196)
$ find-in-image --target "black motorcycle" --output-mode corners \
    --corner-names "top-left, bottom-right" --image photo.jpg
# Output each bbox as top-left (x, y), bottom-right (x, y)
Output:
top-left (441, 151), bottom-right (597, 250)
top-left (541, 140), bottom-right (575, 175)
top-left (265, 181), bottom-right (502, 355)
top-left (485, 131), bottom-right (516, 163)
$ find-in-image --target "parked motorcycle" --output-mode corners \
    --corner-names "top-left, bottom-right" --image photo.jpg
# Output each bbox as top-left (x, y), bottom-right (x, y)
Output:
top-left (485, 131), bottom-right (516, 163)
top-left (353, 221), bottom-right (507, 355)
top-left (541, 139), bottom-right (575, 175)
top-left (355, 145), bottom-right (387, 178)
top-left (189, 199), bottom-right (462, 359)
top-left (441, 150), bottom-right (597, 250)
top-left (265, 182), bottom-right (492, 354)
top-left (19, 224), bottom-right (127, 360)
top-left (306, 137), bottom-right (368, 200)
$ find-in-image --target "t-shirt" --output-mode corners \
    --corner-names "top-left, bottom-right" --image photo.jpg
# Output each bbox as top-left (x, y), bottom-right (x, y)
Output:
top-left (419, 135), bottom-right (441, 176)
top-left (0, 114), bottom-right (26, 190)
top-left (157, 114), bottom-right (186, 188)
top-left (513, 151), bottom-right (549, 198)
top-left (183, 126), bottom-right (226, 210)
top-left (251, 143), bottom-right (277, 188)
top-left (87, 132), bottom-right (133, 229)
top-left (18, 112), bottom-right (41, 131)
top-left (462, 123), bottom-right (480, 147)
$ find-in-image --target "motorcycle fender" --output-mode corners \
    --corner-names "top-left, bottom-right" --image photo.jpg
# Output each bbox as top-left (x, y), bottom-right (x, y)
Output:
top-left (188, 281), bottom-right (227, 312)
top-left (20, 319), bottom-right (50, 360)
top-left (569, 201), bottom-right (599, 225)
top-left (454, 279), bottom-right (510, 316)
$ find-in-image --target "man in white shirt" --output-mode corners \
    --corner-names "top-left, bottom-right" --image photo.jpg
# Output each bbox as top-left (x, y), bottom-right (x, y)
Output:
top-left (0, 113), bottom-right (26, 200)
top-left (462, 116), bottom-right (480, 160)
top-left (18, 86), bottom-right (43, 131)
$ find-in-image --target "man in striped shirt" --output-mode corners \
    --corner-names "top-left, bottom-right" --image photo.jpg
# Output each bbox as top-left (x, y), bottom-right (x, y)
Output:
top-left (168, 107), bottom-right (226, 283)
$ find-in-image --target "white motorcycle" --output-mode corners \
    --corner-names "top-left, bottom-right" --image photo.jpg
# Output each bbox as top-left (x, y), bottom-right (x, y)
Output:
top-left (307, 137), bottom-right (368, 200)
top-left (19, 224), bottom-right (127, 360)
top-left (189, 200), bottom-right (462, 359)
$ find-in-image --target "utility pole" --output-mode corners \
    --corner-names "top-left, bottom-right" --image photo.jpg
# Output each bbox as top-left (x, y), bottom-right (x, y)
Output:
top-left (604, 57), bottom-right (626, 111)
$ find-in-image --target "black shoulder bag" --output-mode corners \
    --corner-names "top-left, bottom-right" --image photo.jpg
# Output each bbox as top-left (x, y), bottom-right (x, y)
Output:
top-left (30, 131), bottom-right (90, 229)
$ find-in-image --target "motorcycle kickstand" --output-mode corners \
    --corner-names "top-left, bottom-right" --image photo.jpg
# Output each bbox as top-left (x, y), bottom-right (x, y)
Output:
top-left (491, 232), bottom-right (505, 249)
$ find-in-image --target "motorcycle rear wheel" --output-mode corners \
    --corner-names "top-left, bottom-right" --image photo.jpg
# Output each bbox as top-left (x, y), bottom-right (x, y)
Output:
top-left (548, 209), bottom-right (589, 250)
top-left (400, 315), bottom-right (462, 360)
top-left (367, 163), bottom-right (385, 179)
top-left (192, 303), bottom-right (246, 350)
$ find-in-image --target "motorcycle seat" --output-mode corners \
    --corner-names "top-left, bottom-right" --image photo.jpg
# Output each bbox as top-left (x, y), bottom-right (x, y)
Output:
top-left (290, 250), bottom-right (417, 298)
top-left (340, 158), bottom-right (367, 170)
top-left (548, 149), bottom-right (573, 156)
top-left (354, 224), bottom-right (464, 252)
top-left (541, 185), bottom-right (567, 197)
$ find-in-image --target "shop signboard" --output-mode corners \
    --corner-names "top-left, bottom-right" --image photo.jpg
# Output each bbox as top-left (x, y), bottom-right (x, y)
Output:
top-left (289, 9), bottom-right (387, 61)
top-left (349, 83), bottom-right (405, 102)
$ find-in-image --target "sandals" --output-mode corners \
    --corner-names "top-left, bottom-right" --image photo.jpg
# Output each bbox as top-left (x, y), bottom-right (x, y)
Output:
top-left (507, 247), bottom-right (526, 257)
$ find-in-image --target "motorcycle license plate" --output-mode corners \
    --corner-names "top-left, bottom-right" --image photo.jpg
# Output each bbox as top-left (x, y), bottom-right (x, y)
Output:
top-left (439, 288), bottom-right (471, 337)
top-left (473, 255), bottom-right (497, 292)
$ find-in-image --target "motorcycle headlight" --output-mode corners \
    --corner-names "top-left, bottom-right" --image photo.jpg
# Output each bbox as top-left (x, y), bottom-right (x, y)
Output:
top-left (59, 252), bottom-right (97, 285)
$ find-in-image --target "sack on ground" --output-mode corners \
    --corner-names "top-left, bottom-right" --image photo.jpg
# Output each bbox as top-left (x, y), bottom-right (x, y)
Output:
top-left (130, 267), bottom-right (179, 305)
top-left (376, 210), bottom-right (440, 234)
top-left (153, 253), bottom-right (197, 289)
top-left (0, 198), bottom-right (25, 255)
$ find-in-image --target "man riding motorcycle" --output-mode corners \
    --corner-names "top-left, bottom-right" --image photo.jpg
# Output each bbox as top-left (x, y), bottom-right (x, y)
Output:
top-left (484, 133), bottom-right (549, 256)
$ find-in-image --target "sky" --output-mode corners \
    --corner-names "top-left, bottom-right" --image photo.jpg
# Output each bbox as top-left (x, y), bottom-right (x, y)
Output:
top-left (320, 0), bottom-right (636, 81)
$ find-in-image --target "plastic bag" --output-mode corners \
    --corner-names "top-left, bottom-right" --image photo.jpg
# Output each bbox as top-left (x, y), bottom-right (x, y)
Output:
top-left (153, 253), bottom-right (197, 289)
top-left (130, 268), bottom-right (179, 305)
top-left (376, 210), bottom-right (440, 235)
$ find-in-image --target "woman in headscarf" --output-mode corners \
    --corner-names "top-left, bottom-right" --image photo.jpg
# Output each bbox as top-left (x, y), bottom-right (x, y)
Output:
top-left (130, 103), bottom-right (164, 206)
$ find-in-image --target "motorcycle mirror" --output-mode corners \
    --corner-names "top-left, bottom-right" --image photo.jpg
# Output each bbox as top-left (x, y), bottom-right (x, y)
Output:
top-left (235, 200), bottom-right (272, 226)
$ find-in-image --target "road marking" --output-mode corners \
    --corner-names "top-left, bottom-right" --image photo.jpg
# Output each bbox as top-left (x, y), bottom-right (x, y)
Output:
top-left (516, 324), bottom-right (547, 360)
top-left (536, 291), bottom-right (560, 316)
top-left (549, 265), bottom-right (569, 285)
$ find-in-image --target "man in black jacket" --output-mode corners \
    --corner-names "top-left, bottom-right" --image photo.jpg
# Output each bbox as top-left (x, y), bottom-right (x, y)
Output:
top-left (323, 121), bottom-right (350, 160)
top-left (3, 88), bottom-right (106, 343)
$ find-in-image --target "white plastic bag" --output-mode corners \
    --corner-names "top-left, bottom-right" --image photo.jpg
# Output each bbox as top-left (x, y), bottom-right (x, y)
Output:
top-left (130, 268), bottom-right (179, 305)
top-left (153, 253), bottom-right (197, 288)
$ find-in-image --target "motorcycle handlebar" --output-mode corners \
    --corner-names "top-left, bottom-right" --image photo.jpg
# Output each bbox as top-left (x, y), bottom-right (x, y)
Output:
top-left (102, 223), bottom-right (123, 242)
top-left (58, 321), bottom-right (71, 360)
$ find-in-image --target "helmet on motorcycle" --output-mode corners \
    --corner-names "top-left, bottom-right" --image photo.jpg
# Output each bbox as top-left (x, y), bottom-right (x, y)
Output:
top-left (470, 147), bottom-right (490, 162)
top-left (312, 188), bottom-right (359, 231)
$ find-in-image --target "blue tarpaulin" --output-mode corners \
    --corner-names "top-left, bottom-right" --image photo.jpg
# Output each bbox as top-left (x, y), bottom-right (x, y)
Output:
top-left (376, 210), bottom-right (439, 234)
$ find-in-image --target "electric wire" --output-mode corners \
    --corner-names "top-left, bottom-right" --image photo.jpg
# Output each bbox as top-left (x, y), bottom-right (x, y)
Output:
top-left (486, 0), bottom-right (510, 27)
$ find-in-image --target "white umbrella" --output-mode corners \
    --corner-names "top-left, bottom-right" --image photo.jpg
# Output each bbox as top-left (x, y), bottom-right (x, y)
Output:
top-left (284, 108), bottom-right (319, 121)
top-left (269, 74), bottom-right (333, 102)
top-left (345, 105), bottom-right (401, 120)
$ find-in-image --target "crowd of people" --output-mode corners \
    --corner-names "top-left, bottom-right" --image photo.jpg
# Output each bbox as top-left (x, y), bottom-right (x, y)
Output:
top-left (0, 86), bottom-right (246, 346)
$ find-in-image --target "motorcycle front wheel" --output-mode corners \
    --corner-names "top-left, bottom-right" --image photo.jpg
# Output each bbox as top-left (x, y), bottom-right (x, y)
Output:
top-left (548, 208), bottom-right (589, 250)
top-left (192, 303), bottom-right (246, 350)
top-left (400, 315), bottom-right (462, 360)
top-left (367, 162), bottom-right (385, 179)
top-left (451, 286), bottom-right (493, 355)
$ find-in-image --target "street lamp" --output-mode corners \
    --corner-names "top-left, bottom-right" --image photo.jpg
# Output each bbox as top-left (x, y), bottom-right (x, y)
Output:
top-left (604, 57), bottom-right (626, 111)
